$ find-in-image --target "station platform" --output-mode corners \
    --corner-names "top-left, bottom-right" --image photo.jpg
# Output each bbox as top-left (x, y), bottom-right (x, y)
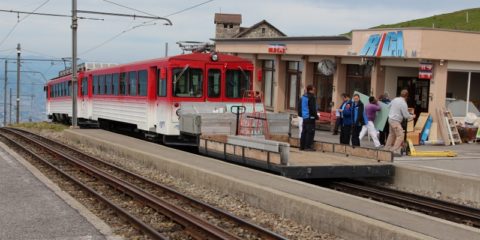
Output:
top-left (65, 129), bottom-right (480, 240)
top-left (0, 143), bottom-right (108, 240)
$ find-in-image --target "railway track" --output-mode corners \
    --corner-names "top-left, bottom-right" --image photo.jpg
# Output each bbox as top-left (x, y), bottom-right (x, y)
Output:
top-left (0, 127), bottom-right (286, 240)
top-left (328, 181), bottom-right (480, 228)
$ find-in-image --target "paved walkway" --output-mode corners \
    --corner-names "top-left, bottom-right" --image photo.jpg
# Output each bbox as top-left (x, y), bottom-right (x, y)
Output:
top-left (295, 127), bottom-right (480, 177)
top-left (0, 146), bottom-right (105, 240)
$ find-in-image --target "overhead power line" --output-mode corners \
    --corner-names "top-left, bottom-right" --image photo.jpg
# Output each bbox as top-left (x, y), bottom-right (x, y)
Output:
top-left (0, 9), bottom-right (104, 20)
top-left (102, 0), bottom-right (156, 17)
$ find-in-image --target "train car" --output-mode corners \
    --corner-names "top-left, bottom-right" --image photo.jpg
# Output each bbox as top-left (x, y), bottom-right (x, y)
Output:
top-left (46, 52), bottom-right (254, 145)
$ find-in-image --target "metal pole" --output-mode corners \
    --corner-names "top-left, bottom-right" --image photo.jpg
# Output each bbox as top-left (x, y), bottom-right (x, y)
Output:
top-left (71, 0), bottom-right (78, 127)
top-left (16, 43), bottom-right (20, 124)
top-left (9, 88), bottom-right (12, 124)
top-left (165, 42), bottom-right (168, 57)
top-left (4, 60), bottom-right (7, 126)
top-left (466, 71), bottom-right (471, 115)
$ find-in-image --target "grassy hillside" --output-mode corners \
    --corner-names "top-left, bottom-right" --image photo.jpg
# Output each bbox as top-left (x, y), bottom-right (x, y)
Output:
top-left (373, 8), bottom-right (480, 31)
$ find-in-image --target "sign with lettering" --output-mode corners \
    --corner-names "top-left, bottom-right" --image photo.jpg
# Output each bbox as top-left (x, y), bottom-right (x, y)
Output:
top-left (419, 61), bottom-right (433, 79)
top-left (359, 31), bottom-right (404, 57)
top-left (268, 44), bottom-right (287, 54)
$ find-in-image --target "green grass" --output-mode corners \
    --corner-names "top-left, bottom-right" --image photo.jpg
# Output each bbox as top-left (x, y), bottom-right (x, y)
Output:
top-left (343, 8), bottom-right (480, 37)
top-left (10, 122), bottom-right (68, 132)
top-left (373, 8), bottom-right (480, 31)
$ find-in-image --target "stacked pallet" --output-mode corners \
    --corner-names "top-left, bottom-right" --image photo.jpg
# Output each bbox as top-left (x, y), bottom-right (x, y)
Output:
top-left (407, 112), bottom-right (429, 145)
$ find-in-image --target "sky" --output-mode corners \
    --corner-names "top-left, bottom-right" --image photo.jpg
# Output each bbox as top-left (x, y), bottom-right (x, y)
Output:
top-left (0, 0), bottom-right (479, 67)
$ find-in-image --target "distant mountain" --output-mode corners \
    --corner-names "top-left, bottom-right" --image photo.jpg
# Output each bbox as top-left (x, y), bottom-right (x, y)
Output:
top-left (372, 8), bottom-right (480, 31)
top-left (0, 57), bottom-right (65, 124)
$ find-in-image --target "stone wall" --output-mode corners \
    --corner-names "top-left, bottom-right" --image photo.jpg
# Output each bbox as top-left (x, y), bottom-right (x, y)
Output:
top-left (215, 24), bottom-right (241, 39)
top-left (241, 23), bottom-right (284, 38)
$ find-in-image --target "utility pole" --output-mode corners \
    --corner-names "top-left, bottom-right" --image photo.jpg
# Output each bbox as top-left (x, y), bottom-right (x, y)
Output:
top-left (9, 88), bottom-right (12, 124)
top-left (165, 42), bottom-right (168, 57)
top-left (4, 60), bottom-right (7, 126)
top-left (71, 0), bottom-right (78, 127)
top-left (16, 43), bottom-right (21, 124)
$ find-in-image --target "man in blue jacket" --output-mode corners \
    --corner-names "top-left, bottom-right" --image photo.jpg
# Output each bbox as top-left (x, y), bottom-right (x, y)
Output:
top-left (350, 93), bottom-right (368, 146)
top-left (300, 85), bottom-right (319, 151)
top-left (339, 94), bottom-right (352, 145)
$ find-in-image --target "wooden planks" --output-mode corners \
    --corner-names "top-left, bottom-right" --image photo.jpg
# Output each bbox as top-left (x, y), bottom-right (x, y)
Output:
top-left (436, 108), bottom-right (451, 146)
top-left (429, 122), bottom-right (438, 141)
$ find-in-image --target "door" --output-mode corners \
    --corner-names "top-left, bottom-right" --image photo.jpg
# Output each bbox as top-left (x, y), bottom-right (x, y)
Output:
top-left (397, 77), bottom-right (430, 115)
top-left (206, 64), bottom-right (223, 102)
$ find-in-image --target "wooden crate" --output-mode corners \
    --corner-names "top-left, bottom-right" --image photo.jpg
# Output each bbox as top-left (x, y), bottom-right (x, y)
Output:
top-left (407, 131), bottom-right (421, 145)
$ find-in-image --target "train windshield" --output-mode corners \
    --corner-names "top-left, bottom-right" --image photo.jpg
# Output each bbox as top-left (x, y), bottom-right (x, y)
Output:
top-left (226, 69), bottom-right (251, 98)
top-left (172, 68), bottom-right (203, 98)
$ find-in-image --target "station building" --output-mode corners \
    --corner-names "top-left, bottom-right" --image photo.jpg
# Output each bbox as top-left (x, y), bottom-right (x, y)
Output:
top-left (213, 13), bottom-right (480, 123)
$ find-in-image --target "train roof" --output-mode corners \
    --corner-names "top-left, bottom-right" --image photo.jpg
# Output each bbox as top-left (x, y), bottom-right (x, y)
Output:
top-left (48, 52), bottom-right (252, 82)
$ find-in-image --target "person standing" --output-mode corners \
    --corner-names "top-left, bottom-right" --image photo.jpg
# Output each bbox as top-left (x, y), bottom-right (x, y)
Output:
top-left (379, 93), bottom-right (391, 145)
top-left (384, 90), bottom-right (415, 155)
top-left (359, 96), bottom-right (383, 148)
top-left (300, 85), bottom-right (319, 151)
top-left (339, 94), bottom-right (352, 145)
top-left (297, 89), bottom-right (306, 138)
top-left (350, 94), bottom-right (368, 146)
top-left (332, 97), bottom-right (346, 135)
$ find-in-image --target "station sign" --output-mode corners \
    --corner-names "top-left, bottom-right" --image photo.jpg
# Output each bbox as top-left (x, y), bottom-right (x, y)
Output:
top-left (359, 31), bottom-right (404, 57)
top-left (268, 44), bottom-right (287, 54)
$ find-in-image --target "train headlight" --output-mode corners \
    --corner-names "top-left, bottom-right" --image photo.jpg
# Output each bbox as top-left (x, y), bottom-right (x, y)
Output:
top-left (211, 52), bottom-right (219, 62)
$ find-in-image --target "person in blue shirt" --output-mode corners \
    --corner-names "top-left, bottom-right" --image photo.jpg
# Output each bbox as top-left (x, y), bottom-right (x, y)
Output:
top-left (339, 93), bottom-right (352, 145)
top-left (300, 85), bottom-right (319, 151)
top-left (333, 93), bottom-right (350, 135)
top-left (350, 93), bottom-right (368, 146)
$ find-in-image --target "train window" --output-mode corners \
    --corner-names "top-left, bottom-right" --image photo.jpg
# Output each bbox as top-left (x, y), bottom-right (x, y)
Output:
top-left (99, 75), bottom-right (106, 95)
top-left (68, 81), bottom-right (71, 96)
top-left (105, 74), bottom-right (113, 95)
top-left (138, 70), bottom-right (148, 96)
top-left (226, 70), bottom-right (251, 98)
top-left (172, 68), bottom-right (203, 98)
top-left (129, 71), bottom-right (137, 96)
top-left (93, 76), bottom-right (98, 95)
top-left (82, 77), bottom-right (88, 96)
top-left (208, 69), bottom-right (221, 98)
top-left (120, 73), bottom-right (127, 95)
top-left (157, 69), bottom-right (167, 97)
top-left (112, 73), bottom-right (119, 96)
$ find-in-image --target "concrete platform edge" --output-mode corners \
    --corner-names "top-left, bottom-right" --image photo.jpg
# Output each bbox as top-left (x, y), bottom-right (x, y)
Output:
top-left (0, 142), bottom-right (122, 240)
top-left (64, 130), bottom-right (436, 240)
top-left (393, 164), bottom-right (480, 204)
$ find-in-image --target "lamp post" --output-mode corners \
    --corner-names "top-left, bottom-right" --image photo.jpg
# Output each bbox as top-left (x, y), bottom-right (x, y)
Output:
top-left (16, 43), bottom-right (20, 124)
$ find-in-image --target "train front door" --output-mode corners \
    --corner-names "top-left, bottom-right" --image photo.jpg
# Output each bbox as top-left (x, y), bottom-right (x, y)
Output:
top-left (206, 64), bottom-right (223, 102)
top-left (396, 77), bottom-right (430, 116)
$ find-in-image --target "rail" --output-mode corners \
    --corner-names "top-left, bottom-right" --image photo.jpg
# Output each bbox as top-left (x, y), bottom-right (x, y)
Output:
top-left (0, 127), bottom-right (286, 240)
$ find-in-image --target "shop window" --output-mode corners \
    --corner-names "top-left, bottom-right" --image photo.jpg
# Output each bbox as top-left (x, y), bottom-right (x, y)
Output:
top-left (208, 69), bottom-right (221, 98)
top-left (226, 69), bottom-right (250, 98)
top-left (138, 70), bottom-right (148, 96)
top-left (263, 60), bottom-right (275, 107)
top-left (286, 61), bottom-right (302, 110)
top-left (346, 64), bottom-right (371, 96)
top-left (446, 72), bottom-right (480, 117)
top-left (314, 63), bottom-right (333, 113)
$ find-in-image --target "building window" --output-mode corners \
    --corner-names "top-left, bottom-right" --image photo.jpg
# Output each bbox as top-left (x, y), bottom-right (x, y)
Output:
top-left (346, 64), bottom-right (371, 96)
top-left (446, 72), bottom-right (480, 117)
top-left (261, 28), bottom-right (266, 34)
top-left (229, 24), bottom-right (233, 28)
top-left (262, 60), bottom-right (275, 107)
top-left (314, 63), bottom-right (333, 113)
top-left (286, 61), bottom-right (302, 110)
top-left (223, 24), bottom-right (228, 28)
top-left (208, 69), bottom-right (221, 98)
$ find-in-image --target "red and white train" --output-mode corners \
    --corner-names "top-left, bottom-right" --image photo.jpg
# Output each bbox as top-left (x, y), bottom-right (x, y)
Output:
top-left (46, 52), bottom-right (254, 145)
